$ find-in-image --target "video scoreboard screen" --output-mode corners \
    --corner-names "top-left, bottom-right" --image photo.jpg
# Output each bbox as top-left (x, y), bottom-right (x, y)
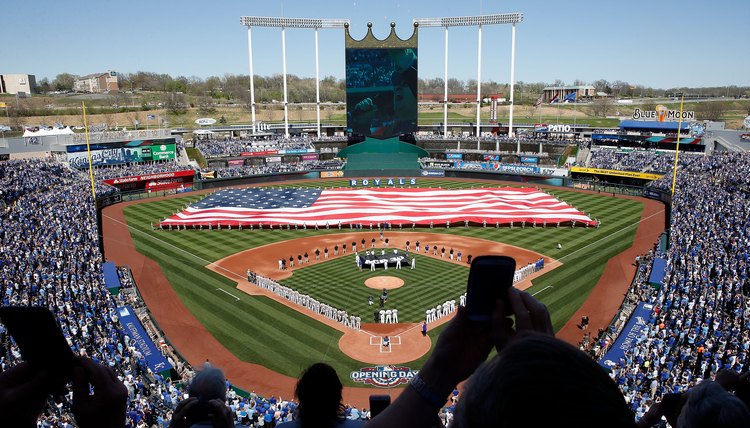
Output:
top-left (345, 25), bottom-right (418, 140)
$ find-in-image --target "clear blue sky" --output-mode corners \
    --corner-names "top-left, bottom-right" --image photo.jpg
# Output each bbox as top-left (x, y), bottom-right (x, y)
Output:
top-left (1, 0), bottom-right (748, 89)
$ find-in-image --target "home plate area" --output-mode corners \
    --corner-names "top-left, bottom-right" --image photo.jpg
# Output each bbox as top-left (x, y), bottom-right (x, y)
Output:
top-left (370, 335), bottom-right (402, 353)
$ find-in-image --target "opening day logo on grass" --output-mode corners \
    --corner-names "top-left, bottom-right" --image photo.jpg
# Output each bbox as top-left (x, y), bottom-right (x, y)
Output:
top-left (350, 365), bottom-right (418, 388)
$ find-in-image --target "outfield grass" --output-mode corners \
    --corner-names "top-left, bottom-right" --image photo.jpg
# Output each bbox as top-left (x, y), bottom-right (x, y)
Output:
top-left (123, 179), bottom-right (644, 382)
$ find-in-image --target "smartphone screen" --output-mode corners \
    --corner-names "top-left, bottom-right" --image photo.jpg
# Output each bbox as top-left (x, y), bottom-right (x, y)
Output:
top-left (465, 255), bottom-right (516, 322)
top-left (0, 306), bottom-right (78, 382)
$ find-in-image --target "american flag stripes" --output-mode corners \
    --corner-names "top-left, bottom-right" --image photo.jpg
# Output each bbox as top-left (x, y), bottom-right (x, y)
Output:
top-left (160, 187), bottom-right (596, 228)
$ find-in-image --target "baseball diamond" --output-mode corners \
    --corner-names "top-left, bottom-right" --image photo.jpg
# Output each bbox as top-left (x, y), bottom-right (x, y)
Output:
top-left (102, 177), bottom-right (663, 407)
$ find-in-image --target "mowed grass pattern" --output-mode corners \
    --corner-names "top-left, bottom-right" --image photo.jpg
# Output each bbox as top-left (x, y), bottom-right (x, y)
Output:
top-left (122, 179), bottom-right (648, 382)
top-left (279, 251), bottom-right (469, 323)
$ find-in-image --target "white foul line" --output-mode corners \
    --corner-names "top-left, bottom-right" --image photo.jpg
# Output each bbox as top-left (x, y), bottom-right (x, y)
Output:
top-left (216, 288), bottom-right (241, 301)
top-left (532, 285), bottom-right (553, 296)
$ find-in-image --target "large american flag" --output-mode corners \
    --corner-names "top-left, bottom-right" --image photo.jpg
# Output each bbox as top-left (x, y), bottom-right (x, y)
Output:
top-left (160, 187), bottom-right (597, 228)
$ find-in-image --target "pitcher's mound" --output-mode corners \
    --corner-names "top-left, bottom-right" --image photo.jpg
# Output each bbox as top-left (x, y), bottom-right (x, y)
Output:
top-left (365, 276), bottom-right (404, 290)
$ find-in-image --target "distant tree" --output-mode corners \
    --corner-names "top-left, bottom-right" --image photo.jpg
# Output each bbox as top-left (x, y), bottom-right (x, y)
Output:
top-left (197, 96), bottom-right (216, 114)
top-left (592, 79), bottom-right (610, 93)
top-left (589, 98), bottom-right (613, 117)
top-left (641, 100), bottom-right (656, 113)
top-left (52, 73), bottom-right (76, 91)
top-left (695, 101), bottom-right (728, 121)
top-left (37, 78), bottom-right (51, 94)
top-left (163, 92), bottom-right (186, 115)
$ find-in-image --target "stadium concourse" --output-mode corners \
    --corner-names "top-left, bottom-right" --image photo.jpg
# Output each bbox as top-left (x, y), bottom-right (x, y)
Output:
top-left (2, 146), bottom-right (750, 425)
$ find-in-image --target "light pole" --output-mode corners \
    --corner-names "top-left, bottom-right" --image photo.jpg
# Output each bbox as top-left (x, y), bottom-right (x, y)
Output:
top-left (240, 16), bottom-right (349, 138)
top-left (414, 13), bottom-right (524, 144)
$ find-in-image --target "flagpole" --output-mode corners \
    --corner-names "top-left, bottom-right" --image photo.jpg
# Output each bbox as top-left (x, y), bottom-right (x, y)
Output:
top-left (573, 95), bottom-right (577, 141)
top-left (670, 95), bottom-right (685, 196)
top-left (82, 102), bottom-right (97, 201)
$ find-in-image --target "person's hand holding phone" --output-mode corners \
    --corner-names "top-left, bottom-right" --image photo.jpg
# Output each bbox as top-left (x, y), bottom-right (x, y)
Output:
top-left (72, 357), bottom-right (128, 428)
top-left (492, 288), bottom-right (554, 352)
top-left (0, 362), bottom-right (54, 428)
top-left (419, 306), bottom-right (494, 400)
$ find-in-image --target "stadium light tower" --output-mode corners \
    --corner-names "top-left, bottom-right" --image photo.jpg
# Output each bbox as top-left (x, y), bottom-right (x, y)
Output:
top-left (414, 13), bottom-right (523, 151)
top-left (240, 17), bottom-right (349, 138)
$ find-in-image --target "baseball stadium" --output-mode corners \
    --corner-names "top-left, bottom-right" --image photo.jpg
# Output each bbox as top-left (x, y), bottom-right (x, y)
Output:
top-left (2, 2), bottom-right (750, 427)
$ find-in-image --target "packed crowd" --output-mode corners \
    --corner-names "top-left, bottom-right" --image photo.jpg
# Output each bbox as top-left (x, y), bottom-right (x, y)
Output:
top-left (588, 148), bottom-right (704, 174)
top-left (0, 158), bottom-right (182, 426)
top-left (204, 159), bottom-right (345, 179)
top-left (92, 161), bottom-right (196, 181)
top-left (195, 137), bottom-right (315, 158)
top-left (607, 152), bottom-right (750, 422)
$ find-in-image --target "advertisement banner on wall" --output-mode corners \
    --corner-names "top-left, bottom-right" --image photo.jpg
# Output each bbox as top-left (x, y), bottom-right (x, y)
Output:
top-left (538, 167), bottom-right (569, 177)
top-left (446, 153), bottom-right (463, 159)
top-left (425, 161), bottom-right (452, 168)
top-left (320, 170), bottom-right (344, 178)
top-left (453, 162), bottom-right (541, 175)
top-left (520, 156), bottom-right (539, 164)
top-left (103, 170), bottom-right (195, 185)
top-left (482, 154), bottom-right (500, 161)
top-left (227, 159), bottom-right (245, 166)
top-left (265, 156), bottom-right (282, 163)
top-left (420, 169), bottom-right (445, 177)
top-left (570, 166), bottom-right (663, 181)
top-left (301, 153), bottom-right (319, 161)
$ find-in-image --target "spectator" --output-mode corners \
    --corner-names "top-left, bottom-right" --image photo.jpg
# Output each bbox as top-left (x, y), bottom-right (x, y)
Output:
top-left (278, 363), bottom-right (363, 428)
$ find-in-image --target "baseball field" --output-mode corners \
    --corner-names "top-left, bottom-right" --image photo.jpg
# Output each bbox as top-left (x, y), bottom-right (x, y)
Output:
top-left (105, 178), bottom-right (656, 392)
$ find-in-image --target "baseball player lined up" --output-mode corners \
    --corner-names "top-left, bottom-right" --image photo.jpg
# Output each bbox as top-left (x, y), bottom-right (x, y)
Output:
top-left (254, 274), bottom-right (360, 330)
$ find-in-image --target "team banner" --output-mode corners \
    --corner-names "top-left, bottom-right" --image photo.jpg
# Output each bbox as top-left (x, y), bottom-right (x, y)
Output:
top-left (570, 166), bottom-right (663, 181)
top-left (67, 144), bottom-right (175, 168)
top-left (600, 303), bottom-right (654, 368)
top-left (350, 365), bottom-right (417, 388)
top-left (116, 306), bottom-right (173, 373)
top-left (350, 178), bottom-right (417, 187)
top-left (160, 187), bottom-right (597, 228)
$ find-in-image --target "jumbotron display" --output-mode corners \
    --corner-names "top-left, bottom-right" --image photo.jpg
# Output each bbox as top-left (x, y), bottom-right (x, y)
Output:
top-left (345, 23), bottom-right (418, 139)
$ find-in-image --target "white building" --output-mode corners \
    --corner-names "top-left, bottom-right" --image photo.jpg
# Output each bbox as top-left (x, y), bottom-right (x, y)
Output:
top-left (0, 74), bottom-right (36, 95)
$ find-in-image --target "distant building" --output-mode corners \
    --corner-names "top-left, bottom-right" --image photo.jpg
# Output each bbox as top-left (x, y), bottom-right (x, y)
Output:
top-left (0, 74), bottom-right (37, 95)
top-left (73, 71), bottom-right (119, 93)
top-left (543, 85), bottom-right (595, 102)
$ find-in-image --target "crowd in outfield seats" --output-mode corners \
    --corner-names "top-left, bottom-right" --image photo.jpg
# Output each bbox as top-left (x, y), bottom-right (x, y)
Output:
top-left (588, 149), bottom-right (704, 174)
top-left (205, 159), bottom-right (345, 179)
top-left (604, 152), bottom-right (750, 423)
top-left (195, 137), bottom-right (315, 157)
top-left (415, 134), bottom-right (577, 146)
